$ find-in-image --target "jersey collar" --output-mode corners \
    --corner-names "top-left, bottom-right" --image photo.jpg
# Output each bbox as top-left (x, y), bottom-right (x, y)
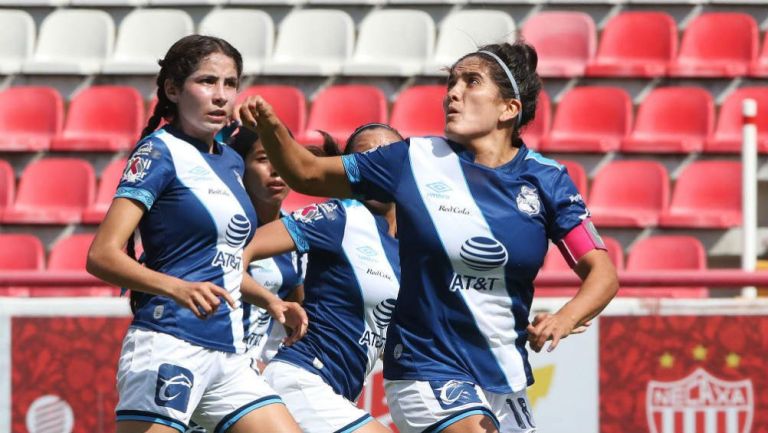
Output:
top-left (163, 124), bottom-right (223, 155)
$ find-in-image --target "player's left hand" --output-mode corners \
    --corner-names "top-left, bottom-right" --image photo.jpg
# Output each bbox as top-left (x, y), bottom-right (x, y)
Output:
top-left (266, 300), bottom-right (308, 346)
top-left (526, 312), bottom-right (581, 353)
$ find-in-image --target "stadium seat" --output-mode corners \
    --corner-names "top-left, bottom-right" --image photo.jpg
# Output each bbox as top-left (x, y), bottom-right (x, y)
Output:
top-left (283, 192), bottom-right (328, 213)
top-left (520, 90), bottom-right (550, 151)
top-left (623, 87), bottom-right (713, 153)
top-left (588, 161), bottom-right (669, 228)
top-left (705, 87), bottom-right (768, 153)
top-left (150, 0), bottom-right (222, 5)
top-left (102, 9), bottom-right (193, 74)
top-left (541, 87), bottom-right (632, 153)
top-left (750, 32), bottom-right (768, 77)
top-left (82, 158), bottom-right (127, 223)
top-left (2, 158), bottom-right (95, 224)
top-left (71, 0), bottom-right (147, 6)
top-left (39, 233), bottom-right (115, 297)
top-left (22, 9), bottom-right (113, 75)
top-left (659, 161), bottom-right (741, 228)
top-left (262, 10), bottom-right (353, 76)
top-left (199, 10), bottom-right (273, 75)
top-left (423, 10), bottom-right (515, 76)
top-left (0, 86), bottom-right (63, 152)
top-left (0, 233), bottom-right (45, 297)
top-left (521, 12), bottom-right (596, 77)
top-left (0, 10), bottom-right (34, 75)
top-left (237, 86), bottom-right (306, 138)
top-left (669, 13), bottom-right (758, 77)
top-left (623, 235), bottom-right (708, 298)
top-left (390, 85), bottom-right (445, 138)
top-left (586, 12), bottom-right (676, 77)
top-left (299, 85), bottom-right (387, 145)
top-left (559, 159), bottom-right (587, 203)
top-left (537, 235), bottom-right (623, 297)
top-left (51, 86), bottom-right (143, 152)
top-left (342, 9), bottom-right (435, 77)
top-left (0, 160), bottom-right (14, 218)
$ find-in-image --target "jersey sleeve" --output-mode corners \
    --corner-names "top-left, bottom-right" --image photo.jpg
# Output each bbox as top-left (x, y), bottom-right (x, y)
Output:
top-left (341, 139), bottom-right (410, 202)
top-left (114, 138), bottom-right (175, 211)
top-left (542, 167), bottom-right (592, 242)
top-left (280, 200), bottom-right (347, 254)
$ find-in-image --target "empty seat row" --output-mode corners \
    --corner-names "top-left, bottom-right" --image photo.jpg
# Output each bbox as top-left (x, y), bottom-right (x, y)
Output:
top-left (539, 235), bottom-right (708, 298)
top-left (4, 9), bottom-right (768, 78)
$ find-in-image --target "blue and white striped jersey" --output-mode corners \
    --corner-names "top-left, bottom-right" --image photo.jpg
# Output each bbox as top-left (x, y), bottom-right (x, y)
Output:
top-left (115, 125), bottom-right (257, 354)
top-left (275, 199), bottom-right (400, 401)
top-left (342, 137), bottom-right (590, 394)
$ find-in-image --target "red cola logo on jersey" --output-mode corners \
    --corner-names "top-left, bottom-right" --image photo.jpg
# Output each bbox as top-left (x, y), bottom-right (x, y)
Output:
top-left (647, 368), bottom-right (753, 433)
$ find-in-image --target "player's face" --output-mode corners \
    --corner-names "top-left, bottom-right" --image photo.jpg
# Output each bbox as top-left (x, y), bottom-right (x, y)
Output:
top-left (348, 128), bottom-right (401, 153)
top-left (168, 52), bottom-right (239, 146)
top-left (444, 56), bottom-right (510, 143)
top-left (244, 139), bottom-right (290, 205)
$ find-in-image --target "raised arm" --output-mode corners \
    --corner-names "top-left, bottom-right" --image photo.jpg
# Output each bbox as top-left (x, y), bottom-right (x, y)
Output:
top-left (238, 96), bottom-right (353, 198)
top-left (87, 198), bottom-right (235, 319)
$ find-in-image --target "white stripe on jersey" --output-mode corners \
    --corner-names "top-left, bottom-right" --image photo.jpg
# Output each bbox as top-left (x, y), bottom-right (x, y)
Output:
top-left (163, 132), bottom-right (248, 353)
top-left (341, 203), bottom-right (399, 378)
top-left (408, 137), bottom-right (527, 391)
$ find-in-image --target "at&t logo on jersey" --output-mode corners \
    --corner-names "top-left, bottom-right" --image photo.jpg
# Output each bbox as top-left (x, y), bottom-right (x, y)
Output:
top-left (450, 237), bottom-right (508, 292)
top-left (211, 214), bottom-right (250, 271)
top-left (430, 380), bottom-right (481, 410)
top-left (359, 298), bottom-right (396, 348)
top-left (154, 363), bottom-right (194, 411)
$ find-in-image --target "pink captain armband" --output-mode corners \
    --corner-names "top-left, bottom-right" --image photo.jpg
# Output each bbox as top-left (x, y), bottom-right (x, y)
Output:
top-left (555, 218), bottom-right (607, 268)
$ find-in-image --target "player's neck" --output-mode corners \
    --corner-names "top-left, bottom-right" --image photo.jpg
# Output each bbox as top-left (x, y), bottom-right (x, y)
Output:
top-left (463, 131), bottom-right (518, 168)
top-left (254, 199), bottom-right (282, 224)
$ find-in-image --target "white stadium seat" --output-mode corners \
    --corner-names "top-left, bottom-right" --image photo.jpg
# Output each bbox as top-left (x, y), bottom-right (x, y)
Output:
top-left (0, 10), bottom-right (35, 75)
top-left (199, 9), bottom-right (274, 75)
top-left (342, 9), bottom-right (435, 77)
top-left (262, 10), bottom-right (354, 76)
top-left (423, 10), bottom-right (515, 76)
top-left (102, 9), bottom-right (193, 75)
top-left (22, 10), bottom-right (114, 75)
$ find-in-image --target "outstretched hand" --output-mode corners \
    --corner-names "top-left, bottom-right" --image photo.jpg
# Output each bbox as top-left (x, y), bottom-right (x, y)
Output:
top-left (234, 95), bottom-right (281, 134)
top-left (526, 312), bottom-right (588, 353)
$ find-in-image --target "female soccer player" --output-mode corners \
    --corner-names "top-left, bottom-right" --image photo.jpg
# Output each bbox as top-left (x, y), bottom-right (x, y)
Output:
top-left (86, 35), bottom-right (305, 433)
top-left (238, 124), bottom-right (403, 433)
top-left (239, 41), bottom-right (619, 433)
top-left (230, 128), bottom-right (305, 369)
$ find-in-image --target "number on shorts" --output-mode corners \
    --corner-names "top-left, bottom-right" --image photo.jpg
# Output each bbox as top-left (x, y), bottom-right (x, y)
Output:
top-left (505, 398), bottom-right (535, 429)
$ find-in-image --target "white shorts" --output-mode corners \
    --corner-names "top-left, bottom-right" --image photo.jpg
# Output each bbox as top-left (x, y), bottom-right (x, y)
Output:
top-left (116, 327), bottom-right (282, 433)
top-left (384, 379), bottom-right (536, 433)
top-left (264, 361), bottom-right (373, 433)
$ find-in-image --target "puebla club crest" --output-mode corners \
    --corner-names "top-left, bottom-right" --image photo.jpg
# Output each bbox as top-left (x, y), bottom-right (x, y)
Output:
top-left (516, 186), bottom-right (541, 216)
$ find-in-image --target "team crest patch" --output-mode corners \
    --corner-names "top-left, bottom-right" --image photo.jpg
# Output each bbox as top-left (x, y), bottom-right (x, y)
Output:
top-left (516, 186), bottom-right (541, 216)
top-left (122, 156), bottom-right (152, 183)
top-left (293, 204), bottom-right (323, 224)
top-left (154, 363), bottom-right (194, 412)
top-left (429, 380), bottom-right (481, 410)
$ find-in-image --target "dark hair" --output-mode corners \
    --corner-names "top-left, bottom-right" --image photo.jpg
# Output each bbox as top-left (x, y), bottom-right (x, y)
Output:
top-left (230, 127), bottom-right (259, 161)
top-left (313, 124), bottom-right (404, 158)
top-left (129, 35), bottom-right (242, 312)
top-left (453, 41), bottom-right (541, 146)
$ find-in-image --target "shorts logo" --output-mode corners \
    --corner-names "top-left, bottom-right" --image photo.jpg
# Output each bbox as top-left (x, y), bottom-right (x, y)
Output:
top-left (516, 185), bottom-right (541, 216)
top-left (430, 380), bottom-right (480, 410)
top-left (154, 364), bottom-right (194, 412)
top-left (460, 237), bottom-right (508, 271)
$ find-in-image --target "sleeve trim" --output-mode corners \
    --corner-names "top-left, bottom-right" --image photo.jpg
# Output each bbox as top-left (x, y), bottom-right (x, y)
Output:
top-left (115, 187), bottom-right (155, 210)
top-left (341, 154), bottom-right (361, 184)
top-left (281, 216), bottom-right (310, 254)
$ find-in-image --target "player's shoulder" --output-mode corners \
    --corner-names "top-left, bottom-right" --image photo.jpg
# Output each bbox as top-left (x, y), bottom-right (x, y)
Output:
top-left (521, 148), bottom-right (565, 180)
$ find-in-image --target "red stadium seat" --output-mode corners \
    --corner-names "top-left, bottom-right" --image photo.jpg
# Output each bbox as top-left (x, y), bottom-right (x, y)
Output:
top-left (537, 235), bottom-right (623, 297)
top-left (622, 235), bottom-right (707, 298)
top-left (0, 86), bottom-right (63, 151)
top-left (0, 233), bottom-right (45, 297)
top-left (623, 87), bottom-right (714, 153)
top-left (51, 86), bottom-right (144, 151)
top-left (559, 159), bottom-right (587, 203)
top-left (82, 158), bottom-right (127, 224)
top-left (37, 233), bottom-right (115, 297)
top-left (750, 32), bottom-right (768, 77)
top-left (299, 85), bottom-right (387, 145)
top-left (238, 85), bottom-right (307, 138)
top-left (282, 191), bottom-right (328, 213)
top-left (541, 87), bottom-right (632, 153)
top-left (705, 87), bottom-right (768, 153)
top-left (588, 161), bottom-right (668, 228)
top-left (3, 158), bottom-right (95, 224)
top-left (520, 91), bottom-right (550, 151)
top-left (659, 161), bottom-right (741, 228)
top-left (669, 13), bottom-right (758, 77)
top-left (522, 12), bottom-right (596, 78)
top-left (586, 12), bottom-right (677, 78)
top-left (0, 159), bottom-right (14, 219)
top-left (390, 85), bottom-right (445, 139)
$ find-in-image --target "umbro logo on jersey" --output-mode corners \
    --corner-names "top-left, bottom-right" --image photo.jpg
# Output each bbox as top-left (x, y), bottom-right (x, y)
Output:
top-left (516, 185), bottom-right (541, 216)
top-left (154, 364), bottom-right (194, 411)
top-left (425, 181), bottom-right (452, 199)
